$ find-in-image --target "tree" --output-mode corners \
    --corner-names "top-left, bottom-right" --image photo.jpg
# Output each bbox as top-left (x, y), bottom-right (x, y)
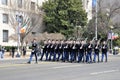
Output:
top-left (42, 0), bottom-right (87, 39)
top-left (8, 0), bottom-right (43, 53)
top-left (87, 0), bottom-right (120, 40)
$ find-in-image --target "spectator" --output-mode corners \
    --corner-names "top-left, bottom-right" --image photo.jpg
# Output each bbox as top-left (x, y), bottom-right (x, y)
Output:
top-left (0, 48), bottom-right (2, 59)
top-left (23, 47), bottom-right (26, 57)
top-left (1, 47), bottom-right (5, 59)
top-left (11, 46), bottom-right (15, 58)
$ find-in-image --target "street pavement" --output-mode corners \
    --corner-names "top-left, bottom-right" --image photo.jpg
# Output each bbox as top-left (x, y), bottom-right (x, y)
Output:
top-left (0, 55), bottom-right (120, 80)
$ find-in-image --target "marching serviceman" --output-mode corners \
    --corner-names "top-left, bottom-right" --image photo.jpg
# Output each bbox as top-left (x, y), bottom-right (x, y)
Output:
top-left (101, 41), bottom-right (108, 62)
top-left (45, 39), bottom-right (51, 61)
top-left (63, 40), bottom-right (69, 62)
top-left (86, 41), bottom-right (93, 63)
top-left (48, 40), bottom-right (55, 61)
top-left (70, 40), bottom-right (77, 62)
top-left (57, 40), bottom-right (64, 61)
top-left (67, 40), bottom-right (72, 62)
top-left (27, 39), bottom-right (38, 64)
top-left (53, 40), bottom-right (59, 61)
top-left (78, 40), bottom-right (86, 63)
top-left (93, 40), bottom-right (100, 63)
top-left (39, 40), bottom-right (48, 61)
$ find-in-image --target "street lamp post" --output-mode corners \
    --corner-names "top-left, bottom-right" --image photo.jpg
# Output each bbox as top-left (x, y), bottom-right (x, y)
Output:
top-left (110, 26), bottom-right (113, 54)
top-left (77, 27), bottom-right (79, 39)
top-left (16, 22), bottom-right (21, 57)
top-left (95, 0), bottom-right (98, 40)
top-left (16, 14), bottom-right (22, 57)
top-left (106, 8), bottom-right (114, 54)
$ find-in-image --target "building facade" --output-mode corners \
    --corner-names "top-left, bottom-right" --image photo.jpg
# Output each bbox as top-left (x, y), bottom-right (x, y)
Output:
top-left (0, 0), bottom-right (43, 46)
top-left (82, 0), bottom-right (93, 22)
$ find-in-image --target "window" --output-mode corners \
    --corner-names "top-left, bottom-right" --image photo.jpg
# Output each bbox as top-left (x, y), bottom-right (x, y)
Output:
top-left (3, 14), bottom-right (8, 24)
top-left (31, 2), bottom-right (35, 10)
top-left (1, 0), bottom-right (8, 5)
top-left (17, 0), bottom-right (22, 8)
top-left (3, 30), bottom-right (9, 42)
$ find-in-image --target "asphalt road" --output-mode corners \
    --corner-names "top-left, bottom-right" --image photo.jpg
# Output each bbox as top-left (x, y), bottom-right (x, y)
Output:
top-left (0, 55), bottom-right (120, 80)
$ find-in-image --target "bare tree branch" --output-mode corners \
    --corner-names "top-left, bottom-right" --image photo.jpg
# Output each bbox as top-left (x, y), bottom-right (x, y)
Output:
top-left (7, 0), bottom-right (44, 52)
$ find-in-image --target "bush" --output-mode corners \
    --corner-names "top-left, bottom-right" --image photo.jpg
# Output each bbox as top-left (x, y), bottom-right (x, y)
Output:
top-left (3, 46), bottom-right (17, 52)
top-left (29, 46), bottom-right (32, 49)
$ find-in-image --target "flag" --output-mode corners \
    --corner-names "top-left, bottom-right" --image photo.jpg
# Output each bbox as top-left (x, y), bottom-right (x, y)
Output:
top-left (112, 33), bottom-right (119, 40)
top-left (108, 31), bottom-right (119, 40)
top-left (20, 19), bottom-right (30, 33)
top-left (92, 0), bottom-right (97, 7)
top-left (20, 27), bottom-right (25, 33)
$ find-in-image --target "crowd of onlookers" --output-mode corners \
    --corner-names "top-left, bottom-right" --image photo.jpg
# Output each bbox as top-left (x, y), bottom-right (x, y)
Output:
top-left (0, 46), bottom-right (26, 59)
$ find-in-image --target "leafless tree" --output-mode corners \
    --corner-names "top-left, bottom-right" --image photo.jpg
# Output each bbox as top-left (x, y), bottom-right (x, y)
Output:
top-left (88, 0), bottom-right (120, 39)
top-left (7, 0), bottom-right (44, 53)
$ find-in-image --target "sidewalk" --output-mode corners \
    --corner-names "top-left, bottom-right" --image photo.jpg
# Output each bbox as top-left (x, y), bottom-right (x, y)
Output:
top-left (1, 52), bottom-right (30, 60)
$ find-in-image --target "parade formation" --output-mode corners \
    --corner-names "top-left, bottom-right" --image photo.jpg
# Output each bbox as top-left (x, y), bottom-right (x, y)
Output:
top-left (27, 38), bottom-right (108, 64)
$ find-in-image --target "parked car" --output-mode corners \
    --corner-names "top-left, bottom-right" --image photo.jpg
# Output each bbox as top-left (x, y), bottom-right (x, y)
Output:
top-left (113, 46), bottom-right (119, 55)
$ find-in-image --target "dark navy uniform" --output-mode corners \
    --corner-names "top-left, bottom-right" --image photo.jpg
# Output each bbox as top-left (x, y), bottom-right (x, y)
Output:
top-left (53, 42), bottom-right (59, 61)
top-left (93, 44), bottom-right (100, 62)
top-left (70, 42), bottom-right (77, 62)
top-left (39, 40), bottom-right (47, 61)
top-left (49, 42), bottom-right (55, 61)
top-left (86, 43), bottom-right (93, 63)
top-left (57, 41), bottom-right (64, 61)
top-left (101, 42), bottom-right (108, 62)
top-left (78, 42), bottom-right (86, 63)
top-left (28, 39), bottom-right (38, 64)
top-left (63, 42), bottom-right (69, 62)
top-left (46, 42), bottom-right (51, 61)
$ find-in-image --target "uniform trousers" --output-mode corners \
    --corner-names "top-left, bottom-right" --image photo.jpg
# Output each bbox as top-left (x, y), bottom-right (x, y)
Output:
top-left (93, 52), bottom-right (99, 62)
top-left (86, 51), bottom-right (92, 62)
top-left (101, 52), bottom-right (107, 62)
top-left (29, 51), bottom-right (38, 63)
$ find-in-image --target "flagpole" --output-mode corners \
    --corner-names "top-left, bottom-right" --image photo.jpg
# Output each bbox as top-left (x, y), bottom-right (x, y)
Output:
top-left (16, 22), bottom-right (21, 57)
top-left (110, 26), bottom-right (113, 54)
top-left (16, 14), bottom-right (21, 57)
top-left (95, 0), bottom-right (98, 40)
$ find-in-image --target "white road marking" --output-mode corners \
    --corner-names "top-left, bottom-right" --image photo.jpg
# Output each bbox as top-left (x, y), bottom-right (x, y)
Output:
top-left (53, 64), bottom-right (82, 69)
top-left (90, 69), bottom-right (119, 75)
